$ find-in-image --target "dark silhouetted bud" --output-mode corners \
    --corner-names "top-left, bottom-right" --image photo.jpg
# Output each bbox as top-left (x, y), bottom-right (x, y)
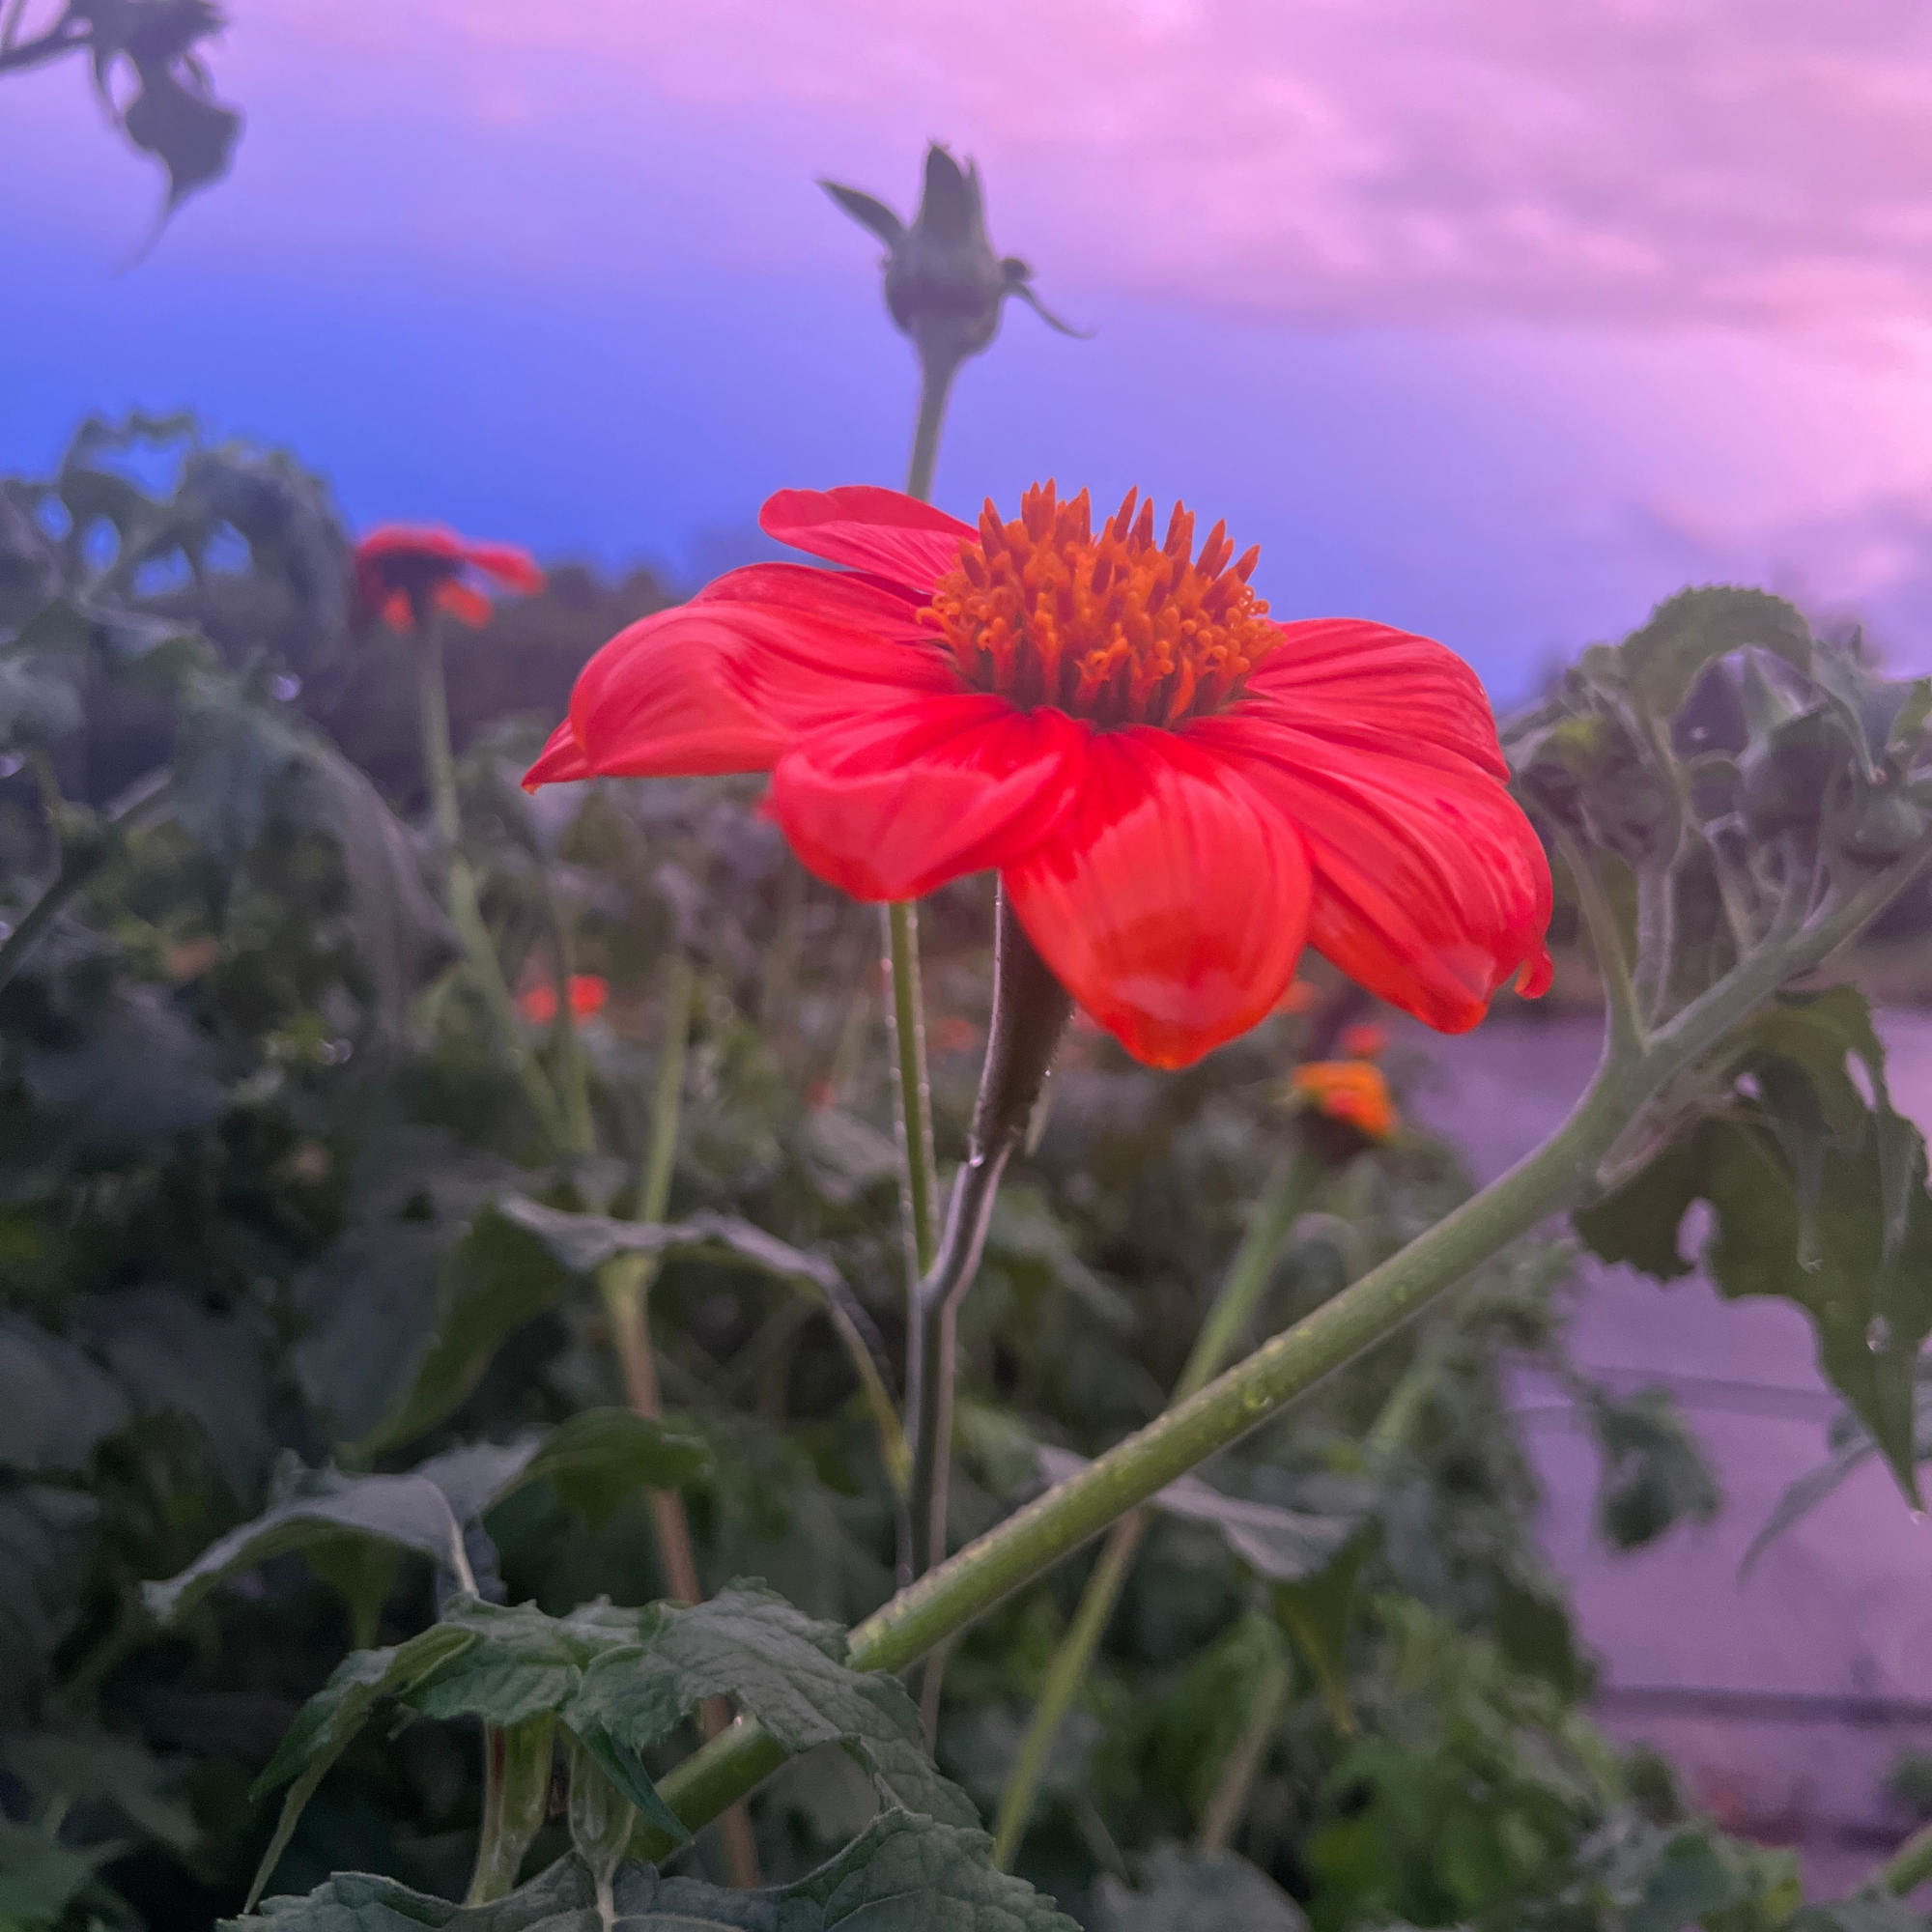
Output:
top-left (821, 144), bottom-right (1087, 380)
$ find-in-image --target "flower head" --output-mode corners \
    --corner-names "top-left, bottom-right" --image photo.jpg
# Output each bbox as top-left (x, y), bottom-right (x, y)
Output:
top-left (355, 526), bottom-right (544, 635)
top-left (821, 145), bottom-right (1085, 378)
top-left (517, 975), bottom-right (608, 1025)
top-left (526, 483), bottom-right (1552, 1070)
top-left (1291, 1061), bottom-right (1399, 1144)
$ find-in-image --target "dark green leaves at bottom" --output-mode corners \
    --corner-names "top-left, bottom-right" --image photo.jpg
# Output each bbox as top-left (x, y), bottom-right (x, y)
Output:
top-left (561, 1582), bottom-right (978, 1836)
top-left (229, 1813), bottom-right (1078, 1929)
top-left (1576, 1107), bottom-right (1932, 1505)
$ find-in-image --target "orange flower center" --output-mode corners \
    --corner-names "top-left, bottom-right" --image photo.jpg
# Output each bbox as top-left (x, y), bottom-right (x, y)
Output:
top-left (922, 483), bottom-right (1281, 727)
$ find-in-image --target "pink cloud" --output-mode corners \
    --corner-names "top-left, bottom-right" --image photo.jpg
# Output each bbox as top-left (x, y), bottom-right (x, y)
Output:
top-left (279, 0), bottom-right (1932, 335)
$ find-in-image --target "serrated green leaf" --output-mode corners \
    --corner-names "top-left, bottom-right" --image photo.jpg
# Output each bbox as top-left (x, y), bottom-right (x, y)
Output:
top-left (231, 1812), bottom-right (1078, 1928)
top-left (407, 1598), bottom-right (637, 1728)
top-left (1094, 1845), bottom-right (1308, 1932)
top-left (1576, 1109), bottom-right (1932, 1505)
top-left (1623, 586), bottom-right (1812, 721)
top-left (562, 1581), bottom-right (977, 1832)
top-left (499, 1408), bottom-right (709, 1526)
top-left (246, 1623), bottom-right (476, 1912)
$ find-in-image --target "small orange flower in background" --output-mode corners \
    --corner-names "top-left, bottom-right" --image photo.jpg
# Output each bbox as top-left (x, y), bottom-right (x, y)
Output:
top-left (354, 526), bottom-right (545, 634)
top-left (1339, 1020), bottom-right (1388, 1061)
top-left (517, 975), bottom-right (608, 1025)
top-left (933, 1015), bottom-right (983, 1056)
top-left (1291, 1061), bottom-right (1399, 1144)
top-left (526, 482), bottom-right (1552, 1069)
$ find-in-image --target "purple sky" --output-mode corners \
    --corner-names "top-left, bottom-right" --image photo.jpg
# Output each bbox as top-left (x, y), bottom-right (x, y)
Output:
top-left (5, 0), bottom-right (1932, 699)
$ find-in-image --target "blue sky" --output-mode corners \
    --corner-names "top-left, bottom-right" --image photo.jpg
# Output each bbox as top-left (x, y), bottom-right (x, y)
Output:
top-left (6, 0), bottom-right (1932, 702)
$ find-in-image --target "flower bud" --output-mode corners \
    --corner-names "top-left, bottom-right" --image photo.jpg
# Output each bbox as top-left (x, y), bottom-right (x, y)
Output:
top-left (821, 144), bottom-right (1086, 379)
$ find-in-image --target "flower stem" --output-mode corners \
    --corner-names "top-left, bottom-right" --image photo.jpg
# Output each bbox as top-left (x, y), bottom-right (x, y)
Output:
top-left (883, 900), bottom-right (940, 1281)
top-left (905, 349), bottom-right (962, 505)
top-left (905, 894), bottom-right (1071, 1581)
top-left (639, 830), bottom-right (1932, 1852)
top-left (990, 1140), bottom-right (1323, 1866)
top-left (593, 955), bottom-right (762, 1888)
top-left (1197, 1657), bottom-right (1292, 1853)
top-left (414, 613), bottom-right (568, 1151)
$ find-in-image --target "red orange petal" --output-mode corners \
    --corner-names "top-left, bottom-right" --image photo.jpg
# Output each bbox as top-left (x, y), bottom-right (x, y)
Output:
top-left (524, 721), bottom-right (593, 789)
top-left (770, 695), bottom-right (1085, 902)
top-left (759, 485), bottom-right (976, 594)
top-left (564, 569), bottom-right (959, 781)
top-left (1191, 711), bottom-right (1551, 1034)
top-left (462, 541), bottom-right (545, 595)
top-left (1004, 727), bottom-right (1311, 1069)
top-left (436, 580), bottom-right (496, 627)
top-left (1244, 619), bottom-right (1510, 781)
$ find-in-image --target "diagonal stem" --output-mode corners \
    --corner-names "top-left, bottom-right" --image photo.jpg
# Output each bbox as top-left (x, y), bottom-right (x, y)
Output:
top-left (990, 1138), bottom-right (1324, 1865)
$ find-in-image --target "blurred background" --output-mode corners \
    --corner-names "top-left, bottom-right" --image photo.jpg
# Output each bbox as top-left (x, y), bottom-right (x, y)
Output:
top-left (8, 1), bottom-right (1932, 701)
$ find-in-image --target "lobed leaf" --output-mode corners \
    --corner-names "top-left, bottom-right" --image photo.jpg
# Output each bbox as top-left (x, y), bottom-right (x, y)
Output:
top-left (230, 1812), bottom-right (1078, 1929)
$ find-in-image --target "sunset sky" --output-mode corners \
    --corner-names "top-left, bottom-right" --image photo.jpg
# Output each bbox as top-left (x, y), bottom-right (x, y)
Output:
top-left (5, 0), bottom-right (1932, 697)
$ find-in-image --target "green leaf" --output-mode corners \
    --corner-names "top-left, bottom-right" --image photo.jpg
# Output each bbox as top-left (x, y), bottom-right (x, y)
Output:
top-left (1576, 1108), bottom-right (1932, 1504)
top-left (1036, 1446), bottom-right (1367, 1584)
top-left (1793, 1901), bottom-right (1932, 1931)
top-left (561, 1581), bottom-right (979, 1833)
top-left (140, 1458), bottom-right (474, 1627)
top-left (354, 1203), bottom-right (579, 1456)
top-left (404, 1598), bottom-right (641, 1729)
top-left (492, 1407), bottom-right (709, 1527)
top-left (1622, 586), bottom-right (1813, 721)
top-left (1094, 1845), bottom-right (1308, 1932)
top-left (1271, 1522), bottom-right (1378, 1734)
top-left (0, 1315), bottom-right (130, 1474)
top-left (1583, 1384), bottom-right (1721, 1550)
top-left (246, 1623), bottom-right (477, 1912)
top-left (496, 1198), bottom-right (903, 1483)
top-left (232, 1812), bottom-right (1079, 1928)
top-left (0, 1815), bottom-right (101, 1931)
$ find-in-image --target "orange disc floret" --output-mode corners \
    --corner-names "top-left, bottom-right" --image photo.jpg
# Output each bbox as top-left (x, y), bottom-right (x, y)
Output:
top-left (922, 483), bottom-right (1281, 727)
top-left (1291, 1061), bottom-right (1398, 1143)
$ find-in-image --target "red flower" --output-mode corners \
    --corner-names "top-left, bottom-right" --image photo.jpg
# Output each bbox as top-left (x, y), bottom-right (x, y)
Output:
top-left (355, 526), bottom-right (545, 634)
top-left (517, 975), bottom-right (608, 1024)
top-left (526, 484), bottom-right (1551, 1069)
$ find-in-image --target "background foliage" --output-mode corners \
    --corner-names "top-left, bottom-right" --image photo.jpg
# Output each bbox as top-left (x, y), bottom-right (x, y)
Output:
top-left (1, 417), bottom-right (1925, 1932)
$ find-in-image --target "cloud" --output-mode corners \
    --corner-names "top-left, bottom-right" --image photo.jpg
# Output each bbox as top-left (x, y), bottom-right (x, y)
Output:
top-left (282, 0), bottom-right (1932, 337)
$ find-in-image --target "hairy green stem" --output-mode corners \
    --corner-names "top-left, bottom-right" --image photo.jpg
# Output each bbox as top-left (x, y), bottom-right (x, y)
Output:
top-left (466, 1715), bottom-right (554, 1906)
top-left (639, 772), bottom-right (1932, 1862)
top-left (991, 1140), bottom-right (1322, 1865)
top-left (1553, 824), bottom-right (1645, 1058)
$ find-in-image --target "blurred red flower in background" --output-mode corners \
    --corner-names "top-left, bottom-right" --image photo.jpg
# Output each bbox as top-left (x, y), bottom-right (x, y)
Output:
top-left (1339, 1020), bottom-right (1388, 1060)
top-left (517, 975), bottom-right (608, 1025)
top-left (526, 483), bottom-right (1550, 1068)
top-left (355, 526), bottom-right (545, 634)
